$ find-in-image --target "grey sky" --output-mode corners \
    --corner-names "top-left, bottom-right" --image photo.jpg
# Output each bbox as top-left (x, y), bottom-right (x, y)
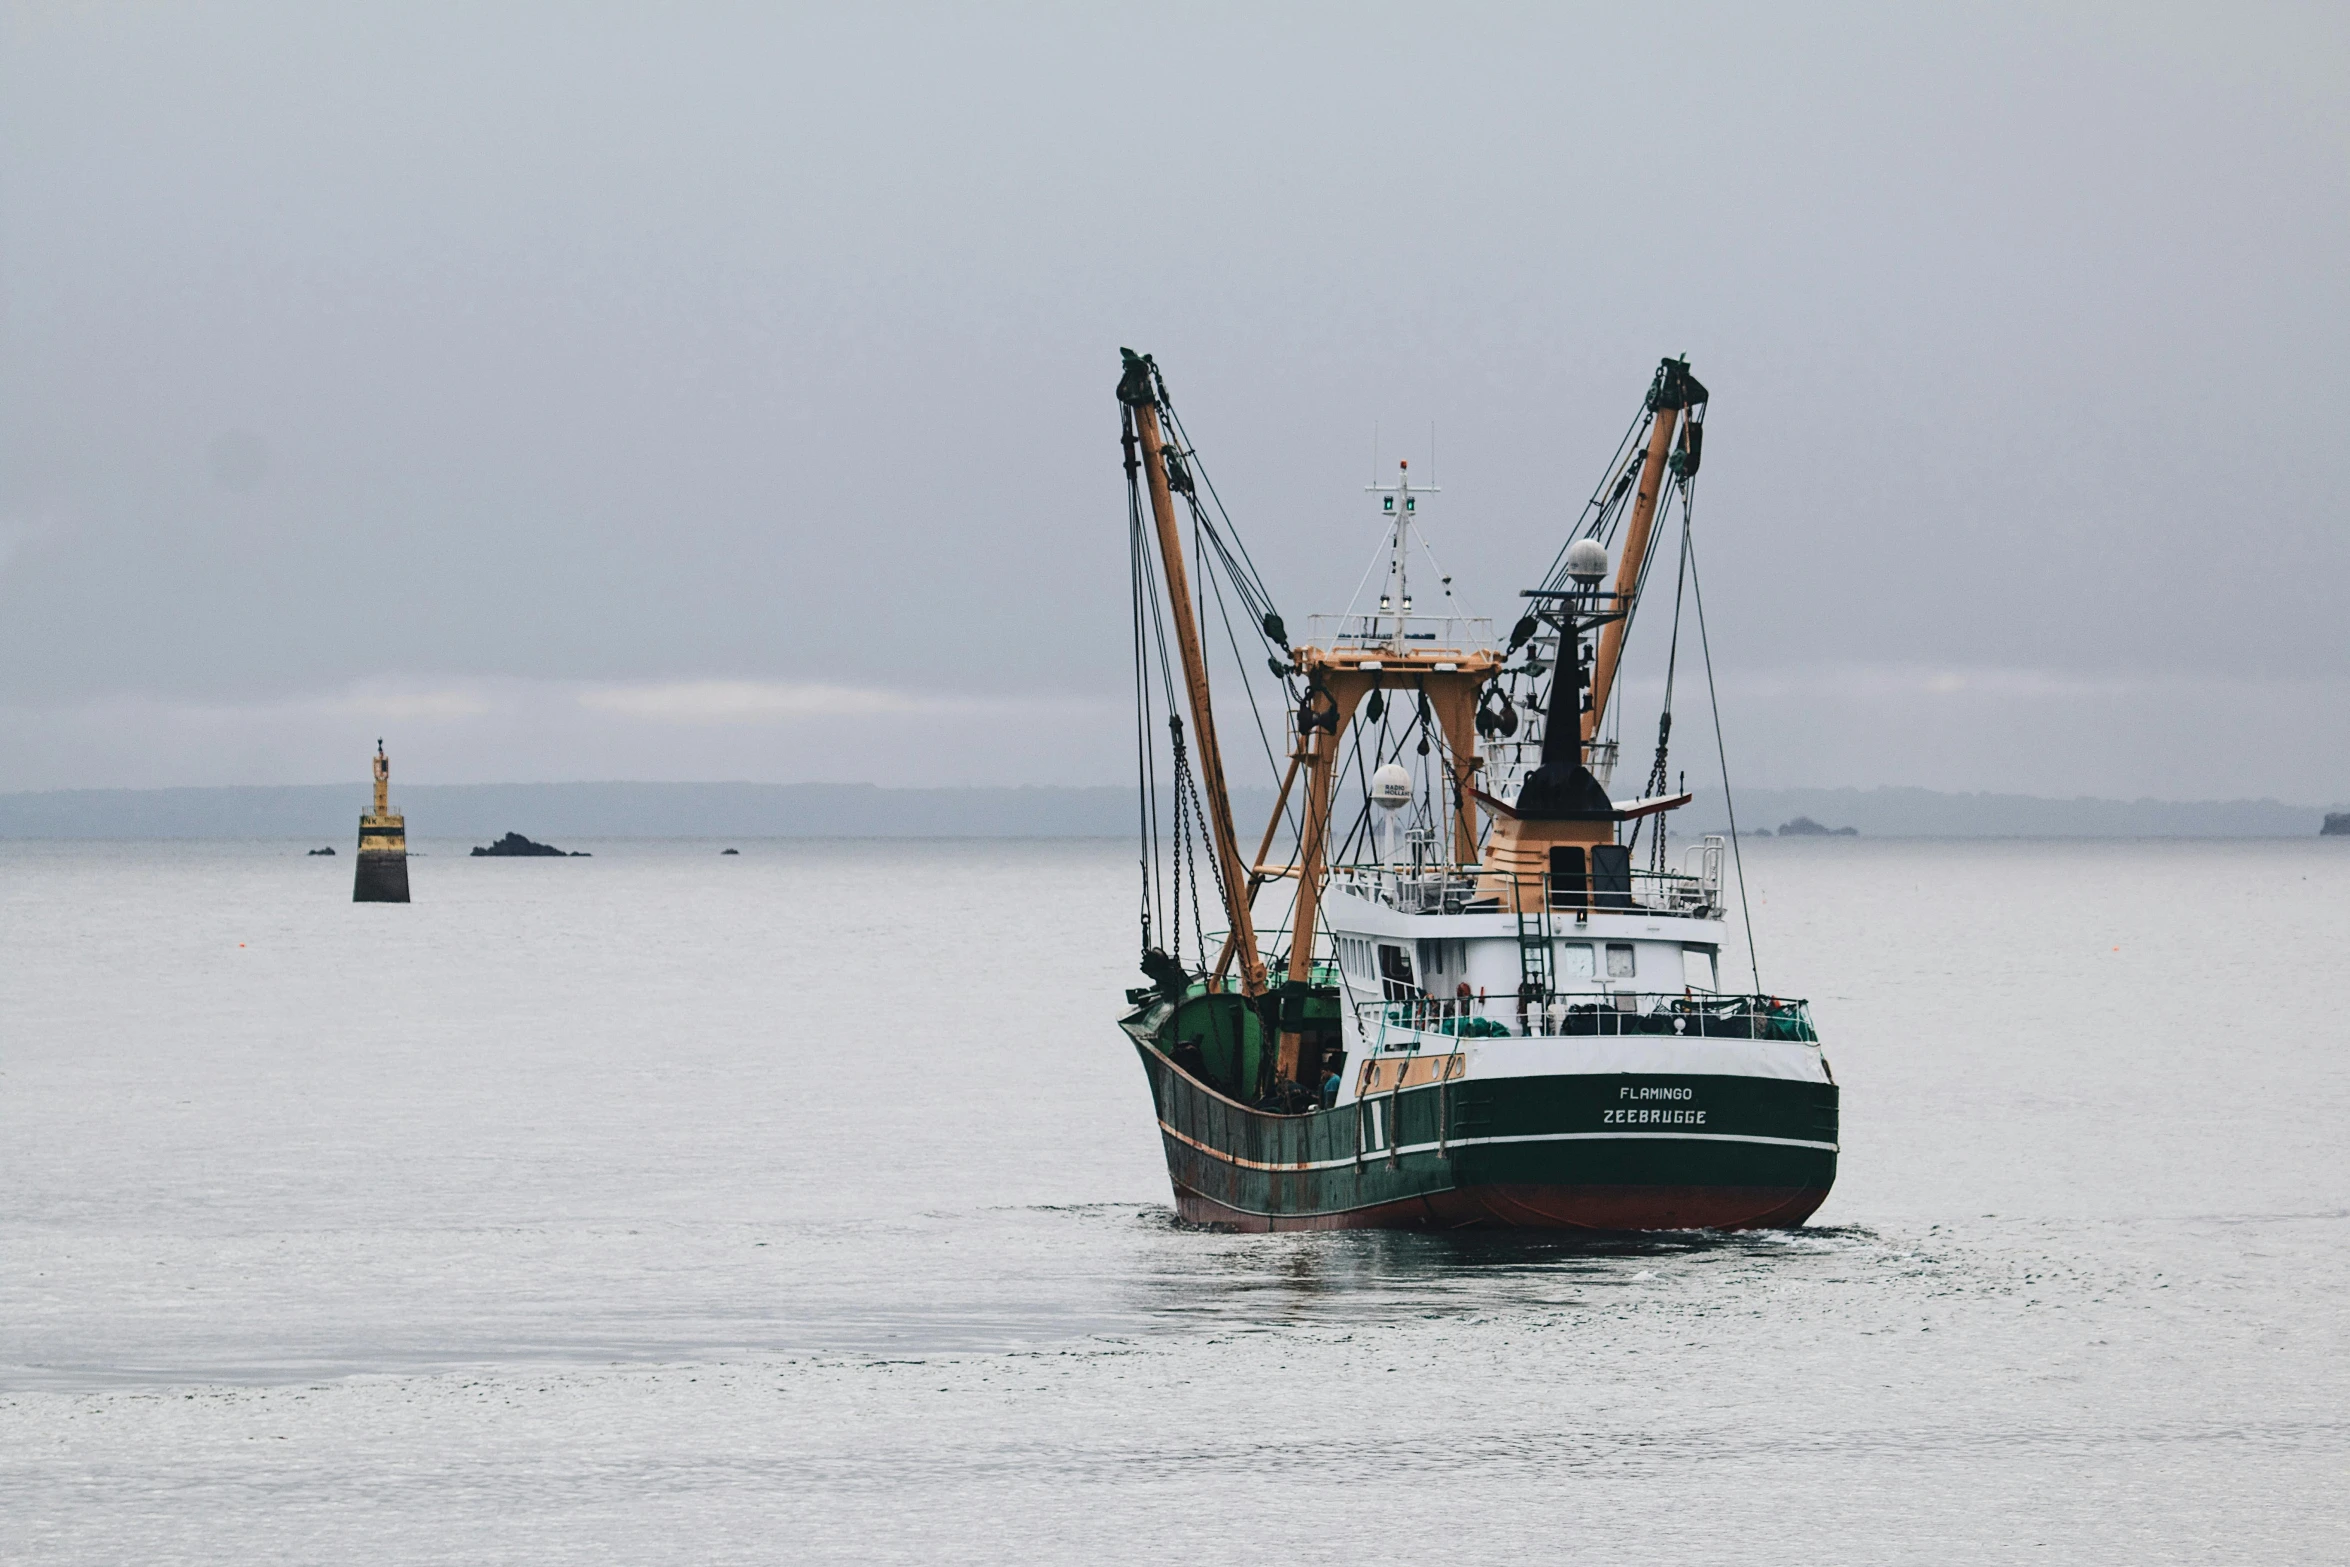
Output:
top-left (3, 3), bottom-right (2345, 798)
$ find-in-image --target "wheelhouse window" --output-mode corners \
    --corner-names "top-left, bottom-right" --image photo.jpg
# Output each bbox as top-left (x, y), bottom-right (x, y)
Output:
top-left (1377, 943), bottom-right (1420, 1000)
top-left (1606, 943), bottom-right (1636, 979)
top-left (1682, 945), bottom-right (1718, 991)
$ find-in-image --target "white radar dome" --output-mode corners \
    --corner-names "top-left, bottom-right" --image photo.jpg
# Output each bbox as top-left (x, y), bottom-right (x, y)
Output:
top-left (1564, 538), bottom-right (1610, 583)
top-left (1370, 763), bottom-right (1413, 810)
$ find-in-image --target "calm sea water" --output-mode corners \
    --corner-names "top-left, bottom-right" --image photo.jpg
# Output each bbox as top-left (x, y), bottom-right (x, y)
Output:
top-left (3, 836), bottom-right (2345, 1562)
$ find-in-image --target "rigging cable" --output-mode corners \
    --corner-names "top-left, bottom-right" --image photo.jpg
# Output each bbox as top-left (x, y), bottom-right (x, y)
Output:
top-left (1169, 717), bottom-right (1215, 970)
top-left (1200, 511), bottom-right (1297, 832)
top-left (1632, 487), bottom-right (1695, 872)
top-left (1684, 490), bottom-right (1764, 991)
top-left (1335, 531), bottom-right (1392, 624)
top-left (1125, 410), bottom-right (1164, 954)
top-left (1161, 403), bottom-right (1286, 639)
top-left (1145, 371), bottom-right (1303, 977)
top-left (1330, 720), bottom-right (1382, 870)
top-left (1185, 469), bottom-right (1284, 966)
top-left (1128, 402), bottom-right (1206, 971)
top-left (1533, 403), bottom-right (1653, 590)
top-left (1141, 550), bottom-right (1184, 923)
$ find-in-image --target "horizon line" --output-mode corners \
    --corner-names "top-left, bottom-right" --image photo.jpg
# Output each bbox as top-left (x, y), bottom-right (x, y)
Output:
top-left (3, 780), bottom-right (2345, 811)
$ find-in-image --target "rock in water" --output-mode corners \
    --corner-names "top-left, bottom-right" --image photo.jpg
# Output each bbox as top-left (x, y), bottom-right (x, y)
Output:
top-left (308, 846), bottom-right (336, 856)
top-left (2324, 812), bottom-right (2350, 837)
top-left (470, 832), bottom-right (588, 858)
top-left (1778, 816), bottom-right (1858, 837)
top-left (721, 848), bottom-right (740, 855)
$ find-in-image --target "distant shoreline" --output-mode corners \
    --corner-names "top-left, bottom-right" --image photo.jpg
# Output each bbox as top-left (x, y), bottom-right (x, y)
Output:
top-left (1, 781), bottom-right (2342, 840)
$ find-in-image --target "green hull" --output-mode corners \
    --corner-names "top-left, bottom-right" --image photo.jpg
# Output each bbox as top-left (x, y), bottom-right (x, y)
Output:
top-left (1135, 1042), bottom-right (1837, 1232)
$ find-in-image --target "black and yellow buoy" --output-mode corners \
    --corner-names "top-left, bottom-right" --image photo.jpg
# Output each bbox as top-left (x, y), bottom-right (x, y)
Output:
top-left (354, 738), bottom-right (411, 903)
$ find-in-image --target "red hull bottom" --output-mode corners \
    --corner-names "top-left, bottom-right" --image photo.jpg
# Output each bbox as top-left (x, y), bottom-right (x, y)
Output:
top-left (1172, 1181), bottom-right (1831, 1233)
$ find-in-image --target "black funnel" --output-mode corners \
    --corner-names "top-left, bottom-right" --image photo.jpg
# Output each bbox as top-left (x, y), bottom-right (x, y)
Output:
top-left (1514, 760), bottom-right (1617, 821)
top-left (1513, 595), bottom-right (1616, 822)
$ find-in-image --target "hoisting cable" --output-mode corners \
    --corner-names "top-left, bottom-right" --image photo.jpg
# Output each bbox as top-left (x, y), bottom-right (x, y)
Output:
top-left (1159, 397), bottom-right (1293, 669)
top-left (1623, 476), bottom-right (1692, 853)
top-left (1142, 559), bottom-right (1185, 906)
top-left (1148, 365), bottom-right (1306, 973)
top-left (1685, 489), bottom-right (1763, 992)
top-left (1167, 719), bottom-right (1189, 965)
top-left (1330, 723), bottom-right (1382, 869)
top-left (1127, 395), bottom-right (1202, 973)
top-left (1533, 402), bottom-right (1653, 591)
top-left (1125, 410), bottom-right (1165, 953)
top-left (1201, 516), bottom-right (1298, 836)
top-left (1631, 489), bottom-right (1694, 872)
top-left (1145, 586), bottom-right (1186, 961)
top-left (1179, 724), bottom-right (1231, 942)
top-left (1183, 462), bottom-right (1286, 970)
top-left (1168, 715), bottom-right (1215, 970)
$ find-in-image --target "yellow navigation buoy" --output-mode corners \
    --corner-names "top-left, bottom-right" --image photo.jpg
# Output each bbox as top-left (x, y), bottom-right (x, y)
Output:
top-left (354, 738), bottom-right (411, 904)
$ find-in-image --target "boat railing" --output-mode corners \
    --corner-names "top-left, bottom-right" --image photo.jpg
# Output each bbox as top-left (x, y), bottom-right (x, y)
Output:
top-left (1483, 737), bottom-right (1622, 798)
top-left (1302, 613), bottom-right (1496, 654)
top-left (1530, 867), bottom-right (1718, 918)
top-left (1325, 864), bottom-right (1720, 919)
top-left (1354, 992), bottom-right (1816, 1046)
top-left (1326, 865), bottom-right (1483, 914)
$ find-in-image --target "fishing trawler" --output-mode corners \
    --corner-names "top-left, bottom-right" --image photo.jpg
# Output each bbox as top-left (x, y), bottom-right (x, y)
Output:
top-left (1113, 351), bottom-right (1836, 1230)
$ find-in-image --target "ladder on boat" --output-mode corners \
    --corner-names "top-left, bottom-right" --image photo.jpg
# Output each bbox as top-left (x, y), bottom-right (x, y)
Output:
top-left (1514, 877), bottom-right (1554, 1006)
